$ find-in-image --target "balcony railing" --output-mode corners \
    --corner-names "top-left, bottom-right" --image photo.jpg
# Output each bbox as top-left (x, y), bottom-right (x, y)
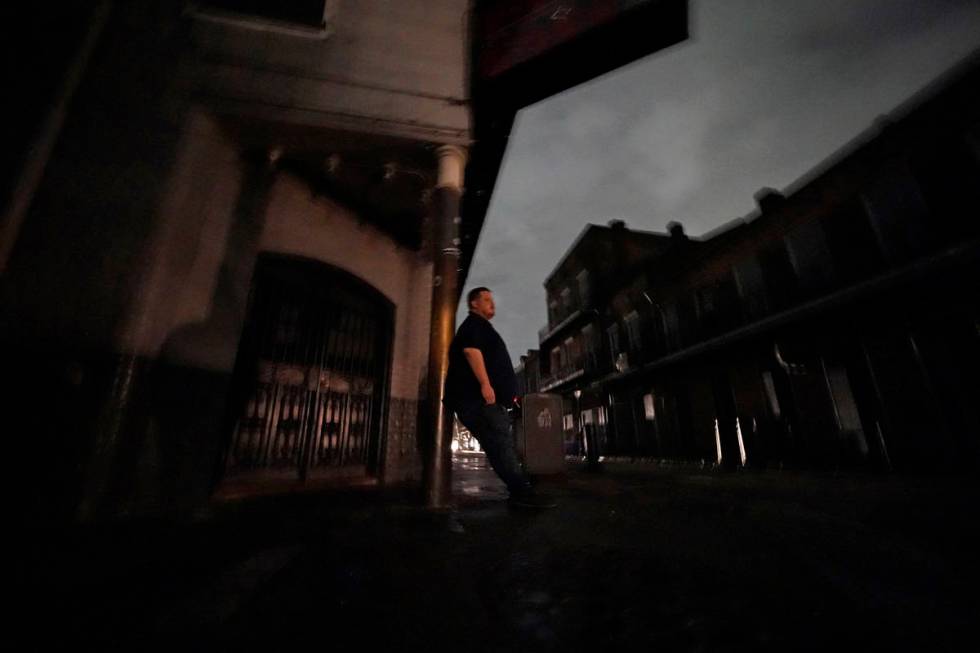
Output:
top-left (540, 366), bottom-right (585, 392)
top-left (538, 351), bottom-right (605, 392)
top-left (538, 308), bottom-right (587, 343)
top-left (541, 285), bottom-right (593, 341)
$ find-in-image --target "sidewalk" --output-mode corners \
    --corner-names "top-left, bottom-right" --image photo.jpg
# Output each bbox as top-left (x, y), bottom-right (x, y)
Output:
top-left (26, 457), bottom-right (980, 651)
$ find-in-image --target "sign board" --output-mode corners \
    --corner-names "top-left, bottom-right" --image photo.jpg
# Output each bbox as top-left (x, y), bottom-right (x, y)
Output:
top-left (473, 0), bottom-right (688, 109)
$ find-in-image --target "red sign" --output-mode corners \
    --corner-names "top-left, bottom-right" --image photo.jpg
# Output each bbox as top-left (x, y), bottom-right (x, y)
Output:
top-left (477, 1), bottom-right (623, 79)
top-left (473, 0), bottom-right (687, 106)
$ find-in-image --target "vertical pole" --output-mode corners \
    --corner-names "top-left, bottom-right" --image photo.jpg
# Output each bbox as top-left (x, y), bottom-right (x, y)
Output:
top-left (423, 145), bottom-right (466, 509)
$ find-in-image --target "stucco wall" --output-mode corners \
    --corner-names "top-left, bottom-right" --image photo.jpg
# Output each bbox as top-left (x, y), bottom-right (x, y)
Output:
top-left (121, 111), bottom-right (244, 367)
top-left (185, 0), bottom-right (471, 144)
top-left (112, 110), bottom-right (432, 502)
top-left (259, 174), bottom-right (432, 402)
top-left (259, 174), bottom-right (432, 482)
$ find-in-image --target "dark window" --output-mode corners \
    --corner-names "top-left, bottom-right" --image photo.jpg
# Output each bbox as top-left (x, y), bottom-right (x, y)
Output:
top-left (861, 159), bottom-right (930, 264)
top-left (695, 285), bottom-right (716, 338)
top-left (576, 269), bottom-right (592, 306)
top-left (759, 241), bottom-right (798, 311)
top-left (550, 346), bottom-right (561, 375)
top-left (662, 302), bottom-right (682, 351)
top-left (697, 272), bottom-right (741, 338)
top-left (910, 138), bottom-right (980, 244)
top-left (607, 323), bottom-right (621, 364)
top-left (624, 311), bottom-right (642, 354)
top-left (676, 295), bottom-right (700, 347)
top-left (785, 221), bottom-right (834, 296)
top-left (643, 296), bottom-right (669, 358)
top-left (733, 256), bottom-right (768, 320)
top-left (195, 0), bottom-right (328, 28)
top-left (581, 324), bottom-right (598, 370)
top-left (822, 198), bottom-right (883, 284)
top-left (565, 336), bottom-right (581, 369)
top-left (548, 300), bottom-right (559, 326)
top-left (560, 287), bottom-right (573, 316)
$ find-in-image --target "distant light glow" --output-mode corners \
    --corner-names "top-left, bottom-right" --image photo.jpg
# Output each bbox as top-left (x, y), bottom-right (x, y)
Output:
top-left (643, 393), bottom-right (655, 420)
top-left (736, 418), bottom-right (747, 466)
top-left (714, 419), bottom-right (723, 466)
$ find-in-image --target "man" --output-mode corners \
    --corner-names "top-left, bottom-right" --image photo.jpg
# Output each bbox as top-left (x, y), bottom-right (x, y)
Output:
top-left (444, 287), bottom-right (556, 509)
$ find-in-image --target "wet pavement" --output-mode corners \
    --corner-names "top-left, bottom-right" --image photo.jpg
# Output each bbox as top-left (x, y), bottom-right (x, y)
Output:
top-left (25, 455), bottom-right (980, 651)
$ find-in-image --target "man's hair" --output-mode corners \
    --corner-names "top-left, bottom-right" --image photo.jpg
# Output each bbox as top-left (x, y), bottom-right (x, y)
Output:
top-left (467, 287), bottom-right (491, 308)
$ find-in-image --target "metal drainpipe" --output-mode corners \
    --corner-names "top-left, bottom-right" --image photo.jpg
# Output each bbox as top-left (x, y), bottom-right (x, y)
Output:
top-left (423, 145), bottom-right (466, 509)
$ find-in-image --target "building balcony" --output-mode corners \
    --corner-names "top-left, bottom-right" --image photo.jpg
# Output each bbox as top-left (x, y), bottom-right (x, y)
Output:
top-left (540, 285), bottom-right (597, 343)
top-left (538, 305), bottom-right (599, 345)
top-left (540, 366), bottom-right (585, 393)
top-left (538, 352), bottom-right (606, 392)
top-left (538, 308), bottom-right (583, 343)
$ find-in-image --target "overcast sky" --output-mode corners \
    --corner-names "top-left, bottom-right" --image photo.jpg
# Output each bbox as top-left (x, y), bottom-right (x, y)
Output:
top-left (461, 0), bottom-right (980, 365)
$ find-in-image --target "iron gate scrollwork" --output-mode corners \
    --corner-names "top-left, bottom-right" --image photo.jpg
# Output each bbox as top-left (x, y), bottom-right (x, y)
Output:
top-left (223, 254), bottom-right (393, 482)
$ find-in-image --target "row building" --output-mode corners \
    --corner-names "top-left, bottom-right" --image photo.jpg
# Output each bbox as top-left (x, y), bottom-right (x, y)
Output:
top-left (529, 53), bottom-right (980, 473)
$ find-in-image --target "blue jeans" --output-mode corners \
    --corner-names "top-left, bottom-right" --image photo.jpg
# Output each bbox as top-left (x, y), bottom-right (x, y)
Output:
top-left (455, 402), bottom-right (531, 496)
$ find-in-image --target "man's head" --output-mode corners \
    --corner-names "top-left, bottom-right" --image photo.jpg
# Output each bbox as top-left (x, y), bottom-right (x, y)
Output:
top-left (467, 287), bottom-right (495, 320)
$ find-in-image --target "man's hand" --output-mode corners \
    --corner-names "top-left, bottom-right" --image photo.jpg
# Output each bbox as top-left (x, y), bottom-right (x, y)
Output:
top-left (480, 382), bottom-right (496, 405)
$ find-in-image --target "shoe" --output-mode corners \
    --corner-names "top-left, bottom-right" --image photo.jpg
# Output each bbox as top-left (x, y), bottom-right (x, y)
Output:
top-left (508, 491), bottom-right (558, 510)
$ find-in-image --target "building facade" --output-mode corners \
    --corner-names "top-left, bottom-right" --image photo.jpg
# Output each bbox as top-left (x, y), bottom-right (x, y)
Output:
top-left (534, 54), bottom-right (980, 472)
top-left (3, 1), bottom-right (476, 521)
top-left (3, 1), bottom-right (689, 521)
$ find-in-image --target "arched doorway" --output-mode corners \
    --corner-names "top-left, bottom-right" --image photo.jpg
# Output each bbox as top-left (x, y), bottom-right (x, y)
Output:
top-left (220, 253), bottom-right (394, 489)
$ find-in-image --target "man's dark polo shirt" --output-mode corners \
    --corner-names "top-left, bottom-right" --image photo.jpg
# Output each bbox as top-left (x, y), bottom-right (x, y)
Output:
top-left (443, 312), bottom-right (518, 410)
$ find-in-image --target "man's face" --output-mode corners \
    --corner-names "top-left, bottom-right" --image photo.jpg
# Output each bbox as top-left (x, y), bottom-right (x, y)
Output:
top-left (470, 291), bottom-right (495, 320)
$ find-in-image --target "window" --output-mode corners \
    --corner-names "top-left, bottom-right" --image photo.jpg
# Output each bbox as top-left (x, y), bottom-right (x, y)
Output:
top-left (643, 394), bottom-right (656, 421)
top-left (624, 311), bottom-right (642, 353)
top-left (560, 287), bottom-right (573, 313)
top-left (910, 138), bottom-right (980, 244)
top-left (607, 323), bottom-right (621, 363)
top-left (662, 302), bottom-right (682, 351)
top-left (676, 296), bottom-right (699, 347)
top-left (565, 336), bottom-right (581, 369)
top-left (576, 269), bottom-right (592, 305)
top-left (733, 256), bottom-right (767, 320)
top-left (581, 324), bottom-right (597, 369)
top-left (860, 159), bottom-right (930, 264)
top-left (761, 371), bottom-right (781, 418)
top-left (550, 346), bottom-right (561, 374)
top-left (784, 220), bottom-right (834, 295)
top-left (645, 295), bottom-right (668, 356)
top-left (548, 299), bottom-right (559, 326)
top-left (759, 241), bottom-right (798, 310)
top-left (695, 285), bottom-right (716, 336)
top-left (821, 199), bottom-right (882, 284)
top-left (967, 125), bottom-right (980, 162)
top-left (697, 273), bottom-right (741, 336)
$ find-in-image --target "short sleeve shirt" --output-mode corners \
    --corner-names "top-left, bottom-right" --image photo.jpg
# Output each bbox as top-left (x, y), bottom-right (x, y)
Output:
top-left (443, 313), bottom-right (518, 409)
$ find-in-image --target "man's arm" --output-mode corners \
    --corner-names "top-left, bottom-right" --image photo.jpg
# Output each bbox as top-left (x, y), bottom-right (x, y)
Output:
top-left (462, 347), bottom-right (495, 405)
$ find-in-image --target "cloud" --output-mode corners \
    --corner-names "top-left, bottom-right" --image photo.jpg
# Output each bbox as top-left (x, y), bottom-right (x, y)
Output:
top-left (463, 0), bottom-right (980, 364)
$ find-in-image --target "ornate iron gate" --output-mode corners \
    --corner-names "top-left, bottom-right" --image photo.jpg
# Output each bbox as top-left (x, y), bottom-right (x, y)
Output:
top-left (223, 254), bottom-right (393, 483)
